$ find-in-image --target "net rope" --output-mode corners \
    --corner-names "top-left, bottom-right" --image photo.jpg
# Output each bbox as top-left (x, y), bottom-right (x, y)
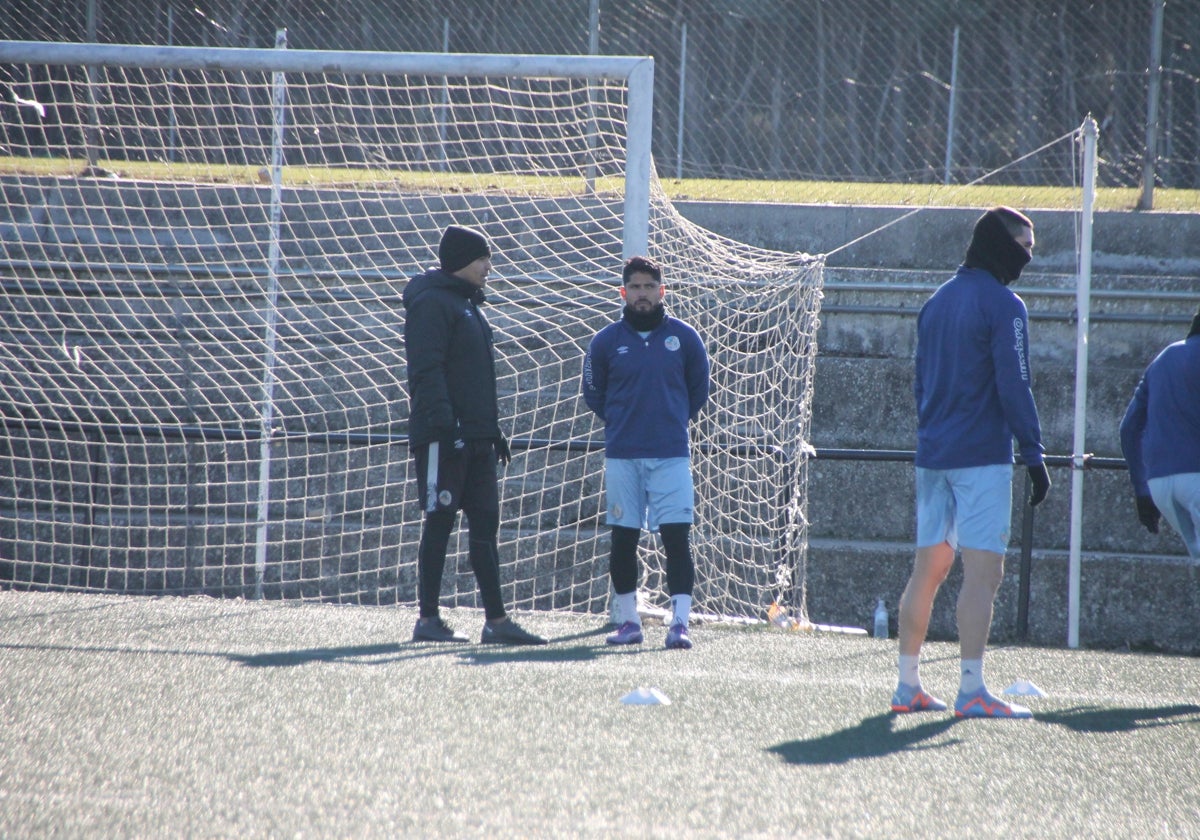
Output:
top-left (0, 53), bottom-right (822, 622)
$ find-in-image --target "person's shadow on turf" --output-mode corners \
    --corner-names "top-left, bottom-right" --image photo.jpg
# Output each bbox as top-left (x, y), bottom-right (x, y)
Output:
top-left (1036, 703), bottom-right (1200, 733)
top-left (767, 712), bottom-right (961, 765)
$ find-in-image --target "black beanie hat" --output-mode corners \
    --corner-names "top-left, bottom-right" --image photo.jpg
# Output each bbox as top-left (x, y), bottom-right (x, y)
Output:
top-left (438, 225), bottom-right (491, 274)
top-left (1188, 305), bottom-right (1200, 338)
top-left (963, 207), bottom-right (1033, 286)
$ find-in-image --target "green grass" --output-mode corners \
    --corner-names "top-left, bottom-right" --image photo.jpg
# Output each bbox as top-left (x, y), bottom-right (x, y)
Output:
top-left (4, 155), bottom-right (1198, 211)
top-left (660, 176), bottom-right (1200, 212)
top-left (1, 590), bottom-right (1198, 837)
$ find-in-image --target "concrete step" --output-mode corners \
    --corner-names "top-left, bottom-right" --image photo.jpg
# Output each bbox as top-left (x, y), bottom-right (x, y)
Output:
top-left (805, 452), bottom-right (1188, 557)
top-left (805, 537), bottom-right (1199, 654)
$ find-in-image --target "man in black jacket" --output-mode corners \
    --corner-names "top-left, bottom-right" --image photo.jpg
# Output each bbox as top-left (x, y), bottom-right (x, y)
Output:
top-left (402, 225), bottom-right (545, 645)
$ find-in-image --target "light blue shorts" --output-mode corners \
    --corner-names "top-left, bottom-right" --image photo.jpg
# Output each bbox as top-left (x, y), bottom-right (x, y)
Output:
top-left (916, 464), bottom-right (1013, 554)
top-left (1148, 472), bottom-right (1200, 560)
top-left (604, 457), bottom-right (695, 531)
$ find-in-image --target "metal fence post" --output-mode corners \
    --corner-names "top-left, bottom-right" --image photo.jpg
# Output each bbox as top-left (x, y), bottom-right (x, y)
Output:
top-left (1017, 471), bottom-right (1035, 641)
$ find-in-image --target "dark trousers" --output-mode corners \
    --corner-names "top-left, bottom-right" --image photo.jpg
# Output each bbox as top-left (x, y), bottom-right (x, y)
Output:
top-left (413, 440), bottom-right (505, 621)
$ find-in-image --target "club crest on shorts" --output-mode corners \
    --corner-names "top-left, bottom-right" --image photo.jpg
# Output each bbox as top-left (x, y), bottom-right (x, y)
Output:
top-left (439, 489), bottom-right (453, 507)
top-left (665, 335), bottom-right (680, 351)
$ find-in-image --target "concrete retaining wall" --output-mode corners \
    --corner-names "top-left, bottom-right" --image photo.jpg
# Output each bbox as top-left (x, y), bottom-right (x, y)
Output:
top-left (0, 181), bottom-right (1196, 651)
top-left (679, 201), bottom-right (1199, 653)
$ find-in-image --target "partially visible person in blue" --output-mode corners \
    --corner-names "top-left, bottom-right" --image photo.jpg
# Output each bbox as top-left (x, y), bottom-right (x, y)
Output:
top-left (892, 206), bottom-right (1050, 720)
top-left (1119, 305), bottom-right (1200, 560)
top-left (582, 256), bottom-right (710, 650)
top-left (402, 224), bottom-right (545, 646)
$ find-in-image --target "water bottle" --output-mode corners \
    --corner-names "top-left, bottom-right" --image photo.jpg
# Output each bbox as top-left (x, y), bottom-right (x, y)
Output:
top-left (873, 597), bottom-right (889, 639)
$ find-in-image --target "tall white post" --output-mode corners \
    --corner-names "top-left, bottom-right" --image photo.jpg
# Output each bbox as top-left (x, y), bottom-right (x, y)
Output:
top-left (1068, 115), bottom-right (1098, 648)
top-left (942, 25), bottom-right (960, 185)
top-left (585, 0), bottom-right (600, 194)
top-left (1138, 0), bottom-right (1166, 210)
top-left (623, 57), bottom-right (654, 259)
top-left (676, 21), bottom-right (687, 180)
top-left (254, 28), bottom-right (289, 599)
top-left (438, 18), bottom-right (450, 172)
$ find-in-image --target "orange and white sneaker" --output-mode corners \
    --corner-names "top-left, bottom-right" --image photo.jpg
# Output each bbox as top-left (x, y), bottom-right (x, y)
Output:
top-left (954, 687), bottom-right (1032, 719)
top-left (890, 683), bottom-right (948, 713)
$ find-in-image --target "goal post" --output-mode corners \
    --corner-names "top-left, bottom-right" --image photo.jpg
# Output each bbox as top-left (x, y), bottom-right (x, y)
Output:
top-left (0, 39), bottom-right (654, 259)
top-left (0, 39), bottom-right (823, 624)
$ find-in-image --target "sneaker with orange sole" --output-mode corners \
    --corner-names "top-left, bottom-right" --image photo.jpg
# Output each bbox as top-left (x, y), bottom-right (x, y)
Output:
top-left (954, 687), bottom-right (1032, 719)
top-left (890, 683), bottom-right (948, 713)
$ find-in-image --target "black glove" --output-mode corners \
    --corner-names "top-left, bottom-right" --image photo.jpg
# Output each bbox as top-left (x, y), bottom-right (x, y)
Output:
top-left (1135, 495), bottom-right (1160, 534)
top-left (494, 436), bottom-right (512, 466)
top-left (434, 426), bottom-right (463, 452)
top-left (1027, 462), bottom-right (1051, 507)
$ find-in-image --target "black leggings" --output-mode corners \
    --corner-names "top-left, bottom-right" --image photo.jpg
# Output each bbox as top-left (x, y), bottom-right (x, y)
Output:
top-left (608, 522), bottom-right (694, 597)
top-left (417, 506), bottom-right (506, 621)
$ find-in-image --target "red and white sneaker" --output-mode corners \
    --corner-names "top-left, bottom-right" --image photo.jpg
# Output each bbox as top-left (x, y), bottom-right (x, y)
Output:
top-left (890, 683), bottom-right (948, 713)
top-left (954, 688), bottom-right (1032, 719)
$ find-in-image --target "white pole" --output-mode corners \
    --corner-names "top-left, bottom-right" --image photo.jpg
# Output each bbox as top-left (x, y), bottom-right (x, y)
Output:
top-left (166, 4), bottom-right (178, 162)
top-left (623, 58), bottom-right (654, 259)
top-left (1068, 115), bottom-right (1098, 648)
top-left (1138, 0), bottom-right (1165, 210)
top-left (254, 28), bottom-right (288, 599)
top-left (676, 21), bottom-right (687, 180)
top-left (942, 25), bottom-right (959, 185)
top-left (585, 0), bottom-right (600, 194)
top-left (0, 41), bottom-right (650, 82)
top-left (438, 18), bottom-right (449, 172)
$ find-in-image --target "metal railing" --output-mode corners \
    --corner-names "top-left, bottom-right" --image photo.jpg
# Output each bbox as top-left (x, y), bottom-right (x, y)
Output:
top-left (812, 447), bottom-right (1128, 642)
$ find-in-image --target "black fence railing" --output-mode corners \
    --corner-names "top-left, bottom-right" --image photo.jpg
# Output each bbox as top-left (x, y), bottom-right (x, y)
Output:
top-left (812, 448), bottom-right (1128, 641)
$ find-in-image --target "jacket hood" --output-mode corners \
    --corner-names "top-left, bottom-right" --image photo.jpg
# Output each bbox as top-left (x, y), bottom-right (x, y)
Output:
top-left (402, 268), bottom-right (484, 310)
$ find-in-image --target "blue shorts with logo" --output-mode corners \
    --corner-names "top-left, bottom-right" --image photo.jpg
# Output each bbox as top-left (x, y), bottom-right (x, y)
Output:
top-left (915, 463), bottom-right (1013, 554)
top-left (1148, 472), bottom-right (1200, 560)
top-left (604, 457), bottom-right (694, 531)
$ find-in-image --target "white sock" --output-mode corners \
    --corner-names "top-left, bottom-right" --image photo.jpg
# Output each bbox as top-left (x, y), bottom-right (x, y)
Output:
top-left (615, 592), bottom-right (640, 626)
top-left (899, 654), bottom-right (921, 688)
top-left (960, 659), bottom-right (984, 694)
top-left (670, 594), bottom-right (692, 626)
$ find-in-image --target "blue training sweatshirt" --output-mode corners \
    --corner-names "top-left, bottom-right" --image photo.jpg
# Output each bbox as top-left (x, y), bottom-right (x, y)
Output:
top-left (914, 266), bottom-right (1045, 470)
top-left (1119, 335), bottom-right (1200, 496)
top-left (582, 315), bottom-right (710, 459)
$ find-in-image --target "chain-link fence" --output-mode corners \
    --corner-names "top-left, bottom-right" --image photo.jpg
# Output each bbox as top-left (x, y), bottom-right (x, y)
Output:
top-left (1, 0), bottom-right (1196, 204)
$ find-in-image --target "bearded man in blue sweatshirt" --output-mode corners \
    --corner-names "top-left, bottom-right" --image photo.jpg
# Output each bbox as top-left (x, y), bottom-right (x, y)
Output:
top-left (891, 207), bottom-right (1051, 719)
top-left (582, 256), bottom-right (710, 650)
top-left (1120, 305), bottom-right (1200, 559)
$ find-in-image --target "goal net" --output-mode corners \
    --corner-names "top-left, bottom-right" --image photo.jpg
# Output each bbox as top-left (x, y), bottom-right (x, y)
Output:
top-left (0, 39), bottom-right (822, 624)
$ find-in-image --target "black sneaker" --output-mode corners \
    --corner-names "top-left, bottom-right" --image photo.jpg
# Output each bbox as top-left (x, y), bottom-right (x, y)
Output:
top-left (412, 616), bottom-right (469, 643)
top-left (480, 617), bottom-right (547, 646)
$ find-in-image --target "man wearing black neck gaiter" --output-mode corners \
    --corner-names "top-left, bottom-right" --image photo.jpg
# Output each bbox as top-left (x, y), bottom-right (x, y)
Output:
top-left (582, 256), bottom-right (710, 650)
top-left (892, 206), bottom-right (1049, 720)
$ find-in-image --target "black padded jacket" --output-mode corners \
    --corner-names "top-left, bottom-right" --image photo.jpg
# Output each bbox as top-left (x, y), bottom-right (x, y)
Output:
top-left (401, 268), bottom-right (501, 447)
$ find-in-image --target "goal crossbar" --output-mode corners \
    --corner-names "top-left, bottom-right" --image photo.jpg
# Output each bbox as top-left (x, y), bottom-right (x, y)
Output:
top-left (0, 39), bottom-right (654, 257)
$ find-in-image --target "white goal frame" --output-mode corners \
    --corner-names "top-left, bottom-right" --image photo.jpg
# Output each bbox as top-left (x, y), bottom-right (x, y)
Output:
top-left (0, 39), bottom-right (655, 258)
top-left (0, 36), bottom-right (824, 624)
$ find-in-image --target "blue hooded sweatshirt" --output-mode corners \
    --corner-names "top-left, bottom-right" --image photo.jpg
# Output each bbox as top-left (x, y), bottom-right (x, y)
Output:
top-left (1120, 334), bottom-right (1200, 496)
top-left (583, 313), bottom-right (709, 459)
top-left (914, 266), bottom-right (1045, 470)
